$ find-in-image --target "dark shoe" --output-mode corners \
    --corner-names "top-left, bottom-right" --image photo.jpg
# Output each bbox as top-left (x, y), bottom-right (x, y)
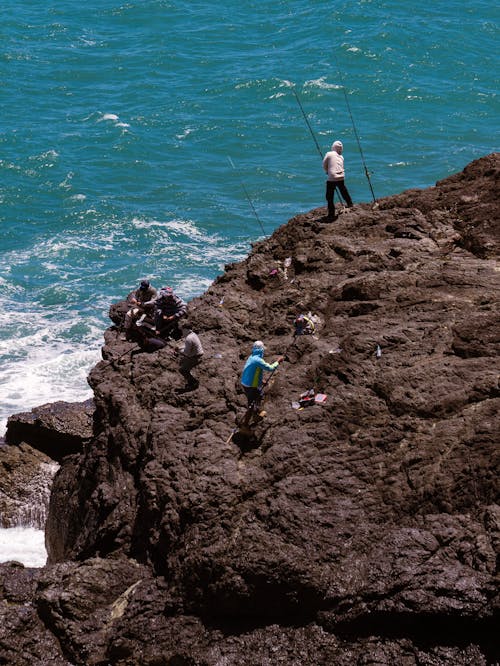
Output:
top-left (177, 379), bottom-right (199, 393)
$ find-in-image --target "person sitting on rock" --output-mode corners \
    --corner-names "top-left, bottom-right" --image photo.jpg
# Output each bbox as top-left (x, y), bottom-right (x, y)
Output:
top-left (177, 321), bottom-right (204, 390)
top-left (293, 314), bottom-right (316, 337)
top-left (125, 312), bottom-right (167, 353)
top-left (123, 279), bottom-right (157, 340)
top-left (240, 341), bottom-right (283, 421)
top-left (146, 286), bottom-right (187, 340)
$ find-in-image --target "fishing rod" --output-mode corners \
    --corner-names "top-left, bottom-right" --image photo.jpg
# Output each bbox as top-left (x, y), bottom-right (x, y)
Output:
top-left (333, 58), bottom-right (377, 203)
top-left (101, 344), bottom-right (141, 368)
top-left (227, 155), bottom-right (266, 236)
top-left (292, 87), bottom-right (344, 205)
top-left (292, 88), bottom-right (323, 160)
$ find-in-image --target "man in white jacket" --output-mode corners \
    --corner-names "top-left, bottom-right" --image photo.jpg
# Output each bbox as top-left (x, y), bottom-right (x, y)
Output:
top-left (322, 140), bottom-right (353, 220)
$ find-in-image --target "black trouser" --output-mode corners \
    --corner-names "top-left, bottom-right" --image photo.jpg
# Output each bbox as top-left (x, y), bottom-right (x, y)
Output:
top-left (155, 316), bottom-right (180, 340)
top-left (142, 336), bottom-right (167, 352)
top-left (243, 386), bottom-right (262, 411)
top-left (326, 180), bottom-right (353, 216)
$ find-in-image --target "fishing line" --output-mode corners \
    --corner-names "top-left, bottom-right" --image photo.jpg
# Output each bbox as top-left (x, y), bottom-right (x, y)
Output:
top-left (227, 155), bottom-right (266, 236)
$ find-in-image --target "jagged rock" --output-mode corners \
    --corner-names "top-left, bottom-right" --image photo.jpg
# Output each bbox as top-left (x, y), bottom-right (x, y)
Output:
top-left (2, 155), bottom-right (499, 665)
top-left (5, 399), bottom-right (94, 462)
top-left (109, 292), bottom-right (134, 327)
top-left (35, 557), bottom-right (152, 666)
top-left (0, 562), bottom-right (70, 666)
top-left (0, 442), bottom-right (58, 528)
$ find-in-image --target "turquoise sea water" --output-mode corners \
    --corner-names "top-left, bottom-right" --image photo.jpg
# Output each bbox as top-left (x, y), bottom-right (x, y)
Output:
top-left (0, 0), bottom-right (498, 432)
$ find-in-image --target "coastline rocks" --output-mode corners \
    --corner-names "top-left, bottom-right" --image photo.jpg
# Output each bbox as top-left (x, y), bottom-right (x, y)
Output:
top-left (1, 155), bottom-right (499, 664)
top-left (0, 443), bottom-right (58, 528)
top-left (5, 399), bottom-right (94, 462)
top-left (0, 562), bottom-right (70, 666)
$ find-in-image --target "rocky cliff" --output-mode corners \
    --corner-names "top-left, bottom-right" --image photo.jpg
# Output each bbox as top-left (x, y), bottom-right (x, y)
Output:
top-left (1, 154), bottom-right (499, 665)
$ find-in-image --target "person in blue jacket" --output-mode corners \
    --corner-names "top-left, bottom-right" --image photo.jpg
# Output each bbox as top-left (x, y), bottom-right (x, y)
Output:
top-left (240, 341), bottom-right (283, 416)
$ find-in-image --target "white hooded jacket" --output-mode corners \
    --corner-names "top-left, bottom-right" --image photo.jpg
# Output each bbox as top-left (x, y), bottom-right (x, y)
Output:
top-left (322, 142), bottom-right (345, 181)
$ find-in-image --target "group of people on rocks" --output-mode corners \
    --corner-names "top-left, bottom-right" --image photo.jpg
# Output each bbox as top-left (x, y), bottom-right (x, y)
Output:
top-left (119, 275), bottom-right (317, 420)
top-left (123, 280), bottom-right (187, 343)
top-left (122, 280), bottom-right (202, 391)
top-left (118, 137), bottom-right (350, 405)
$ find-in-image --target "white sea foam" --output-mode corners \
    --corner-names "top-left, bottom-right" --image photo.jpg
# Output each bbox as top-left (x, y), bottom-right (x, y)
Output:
top-left (28, 234), bottom-right (115, 257)
top-left (96, 113), bottom-right (131, 130)
top-left (58, 171), bottom-right (74, 189)
top-left (0, 301), bottom-right (100, 435)
top-left (184, 240), bottom-right (248, 267)
top-left (0, 527), bottom-right (47, 568)
top-left (78, 36), bottom-right (97, 47)
top-left (40, 262), bottom-right (67, 274)
top-left (28, 149), bottom-right (59, 162)
top-left (175, 275), bottom-right (214, 297)
top-left (175, 128), bottom-right (194, 140)
top-left (304, 77), bottom-right (343, 91)
top-left (164, 218), bottom-right (209, 239)
top-left (99, 113), bottom-right (119, 122)
top-left (131, 217), bottom-right (175, 230)
top-left (131, 217), bottom-right (215, 243)
top-left (0, 274), bottom-right (17, 288)
top-left (0, 342), bottom-right (97, 436)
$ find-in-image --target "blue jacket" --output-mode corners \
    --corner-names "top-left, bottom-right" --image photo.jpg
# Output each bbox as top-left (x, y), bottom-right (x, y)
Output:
top-left (241, 346), bottom-right (278, 388)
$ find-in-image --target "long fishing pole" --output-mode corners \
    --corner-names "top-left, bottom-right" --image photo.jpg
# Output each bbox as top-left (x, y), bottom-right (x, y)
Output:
top-left (292, 87), bottom-right (344, 204)
top-left (292, 88), bottom-right (323, 160)
top-left (227, 155), bottom-right (266, 236)
top-left (333, 59), bottom-right (377, 203)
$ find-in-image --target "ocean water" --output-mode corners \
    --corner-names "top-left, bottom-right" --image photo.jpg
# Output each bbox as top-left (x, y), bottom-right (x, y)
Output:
top-left (0, 0), bottom-right (498, 435)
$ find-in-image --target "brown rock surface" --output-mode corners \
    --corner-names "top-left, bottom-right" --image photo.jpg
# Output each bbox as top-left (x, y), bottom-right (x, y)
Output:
top-left (1, 154), bottom-right (499, 665)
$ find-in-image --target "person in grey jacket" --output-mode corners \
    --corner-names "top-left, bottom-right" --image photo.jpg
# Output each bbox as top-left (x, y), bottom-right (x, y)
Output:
top-left (177, 322), bottom-right (204, 390)
top-left (322, 140), bottom-right (353, 220)
top-left (145, 286), bottom-right (187, 340)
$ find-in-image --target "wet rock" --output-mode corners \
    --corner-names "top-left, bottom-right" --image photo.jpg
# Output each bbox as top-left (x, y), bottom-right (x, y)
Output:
top-left (5, 399), bottom-right (94, 462)
top-left (0, 442), bottom-right (58, 528)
